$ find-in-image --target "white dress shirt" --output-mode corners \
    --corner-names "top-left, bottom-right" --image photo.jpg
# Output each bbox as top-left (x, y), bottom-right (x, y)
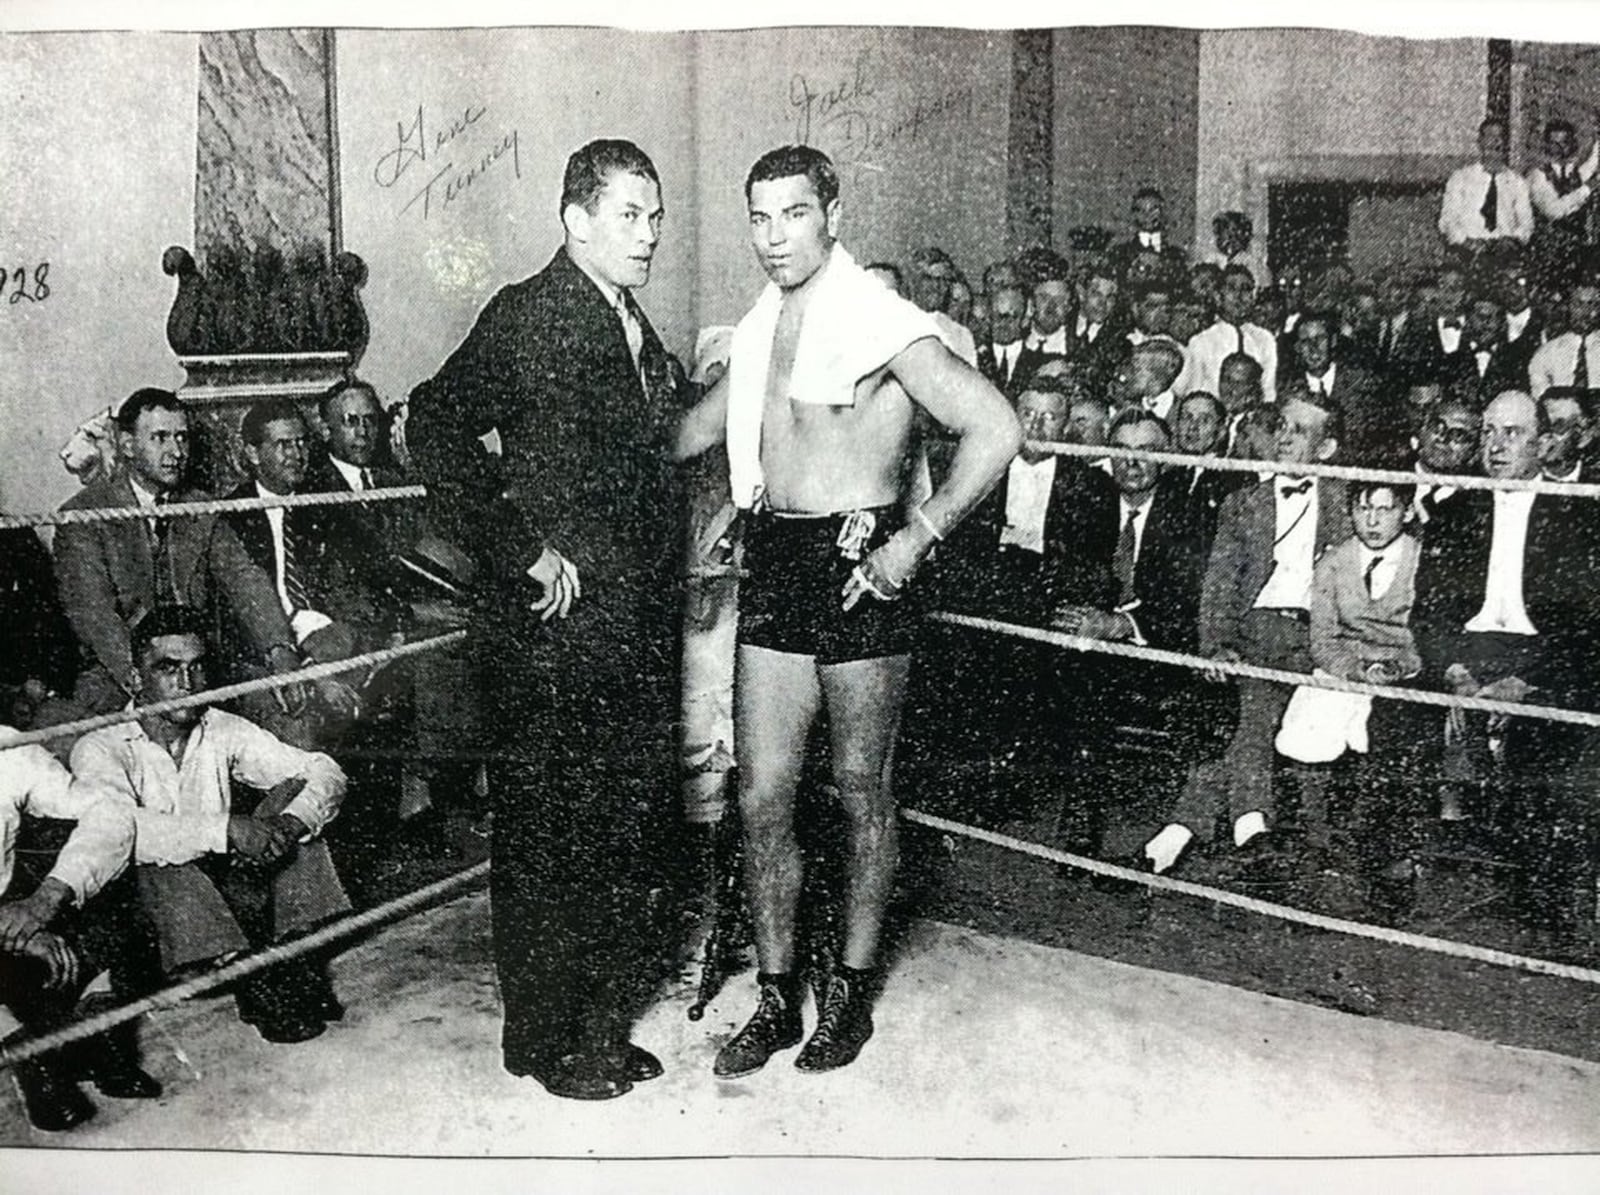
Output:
top-left (1138, 231), bottom-right (1165, 252)
top-left (1304, 362), bottom-right (1338, 396)
top-left (1527, 142), bottom-right (1600, 221)
top-left (0, 739), bottom-right (133, 907)
top-left (1528, 331), bottom-right (1597, 397)
top-left (1505, 307), bottom-right (1533, 346)
top-left (1437, 318), bottom-right (1464, 356)
top-left (255, 481), bottom-right (334, 643)
top-left (1439, 161), bottom-right (1534, 244)
top-left (1355, 543), bottom-right (1401, 601)
top-left (999, 455), bottom-right (1057, 554)
top-left (1113, 495), bottom-right (1156, 643)
top-left (990, 340), bottom-right (1022, 384)
top-left (1254, 477), bottom-right (1319, 610)
top-left (1180, 319), bottom-right (1279, 402)
top-left (328, 455), bottom-right (374, 492)
top-left (1025, 327), bottom-right (1068, 356)
top-left (71, 709), bottom-right (347, 868)
top-left (1141, 390), bottom-right (1176, 421)
top-left (1464, 490), bottom-right (1538, 636)
top-left (1074, 314), bottom-right (1102, 343)
top-left (1412, 461), bottom-right (1458, 524)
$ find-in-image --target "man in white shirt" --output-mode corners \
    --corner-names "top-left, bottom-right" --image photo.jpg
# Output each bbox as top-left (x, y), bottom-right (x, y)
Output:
top-left (0, 736), bottom-right (160, 1131)
top-left (71, 606), bottom-right (352, 1045)
top-left (1180, 264), bottom-right (1278, 401)
top-left (1528, 117), bottom-right (1599, 288)
top-left (1439, 117), bottom-right (1534, 251)
top-left (1528, 279), bottom-right (1600, 396)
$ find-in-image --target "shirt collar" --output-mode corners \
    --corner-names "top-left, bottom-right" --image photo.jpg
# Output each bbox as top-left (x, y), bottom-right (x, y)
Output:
top-left (328, 455), bottom-right (367, 490)
top-left (1546, 462), bottom-right (1582, 483)
top-left (128, 477), bottom-right (161, 509)
top-left (569, 253), bottom-right (625, 311)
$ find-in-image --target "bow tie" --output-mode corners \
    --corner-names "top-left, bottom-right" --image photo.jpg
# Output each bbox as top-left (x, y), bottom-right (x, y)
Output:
top-left (1279, 479), bottom-right (1313, 497)
top-left (1139, 232), bottom-right (1161, 249)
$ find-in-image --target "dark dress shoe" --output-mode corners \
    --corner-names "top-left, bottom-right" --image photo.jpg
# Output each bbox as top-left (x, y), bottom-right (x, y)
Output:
top-left (611, 1042), bottom-right (662, 1083)
top-left (252, 1014), bottom-right (328, 1045)
top-left (15, 1056), bottom-right (96, 1132)
top-left (76, 1031), bottom-right (164, 1099)
top-left (505, 1052), bottom-right (633, 1101)
top-left (714, 977), bottom-right (803, 1079)
top-left (795, 971), bottom-right (874, 1073)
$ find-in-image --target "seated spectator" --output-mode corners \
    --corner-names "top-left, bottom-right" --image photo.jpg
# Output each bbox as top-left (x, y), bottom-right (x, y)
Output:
top-left (1218, 350), bottom-right (1266, 413)
top-left (1230, 402), bottom-right (1280, 464)
top-left (1528, 276), bottom-right (1600, 396)
top-left (1066, 390), bottom-right (1113, 453)
top-left (1169, 293), bottom-right (1208, 346)
top-left (1, 737), bottom-right (159, 1131)
top-left (1124, 279), bottom-right (1178, 350)
top-left (1498, 259), bottom-right (1545, 354)
top-left (1209, 210), bottom-right (1254, 269)
top-left (0, 524), bottom-right (79, 733)
top-left (1410, 393), bottom-right (1481, 524)
top-left (1112, 338), bottom-right (1184, 421)
top-left (1394, 264), bottom-right (1468, 387)
top-left (1173, 391), bottom-right (1250, 539)
top-left (1142, 390), bottom-right (1350, 878)
top-left (52, 388), bottom-right (306, 722)
top-left (1445, 287), bottom-right (1535, 403)
top-left (976, 283), bottom-right (1030, 395)
top-left (1406, 389), bottom-right (1600, 937)
top-left (1275, 480), bottom-right (1422, 870)
top-left (1287, 311), bottom-right (1390, 462)
top-left (70, 607), bottom-right (352, 1043)
top-left (1188, 262), bottom-right (1223, 318)
top-left (1069, 261), bottom-right (1124, 394)
top-left (910, 246), bottom-right (977, 365)
top-left (1109, 185), bottom-right (1188, 283)
top-left (1016, 252), bottom-right (1074, 382)
top-left (1181, 264), bottom-right (1279, 403)
top-left (1536, 386), bottom-right (1596, 483)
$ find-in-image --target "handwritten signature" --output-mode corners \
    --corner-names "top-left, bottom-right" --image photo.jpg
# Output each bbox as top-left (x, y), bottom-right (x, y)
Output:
top-left (400, 128), bottom-right (522, 220)
top-left (790, 50), bottom-right (973, 167)
top-left (373, 102), bottom-right (488, 189)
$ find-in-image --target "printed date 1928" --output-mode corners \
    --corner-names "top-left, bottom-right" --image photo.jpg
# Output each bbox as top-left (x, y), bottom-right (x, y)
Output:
top-left (2, 263), bottom-right (50, 305)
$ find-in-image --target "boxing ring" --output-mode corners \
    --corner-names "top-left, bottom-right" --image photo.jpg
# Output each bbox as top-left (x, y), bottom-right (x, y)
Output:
top-left (6, 453), bottom-right (1600, 1158)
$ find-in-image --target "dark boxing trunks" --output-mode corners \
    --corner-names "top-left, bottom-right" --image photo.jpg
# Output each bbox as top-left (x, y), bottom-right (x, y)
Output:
top-left (737, 505), bottom-right (919, 664)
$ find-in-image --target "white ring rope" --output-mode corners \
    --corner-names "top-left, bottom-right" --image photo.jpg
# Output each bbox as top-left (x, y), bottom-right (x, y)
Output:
top-left (899, 808), bottom-right (1600, 986)
top-left (0, 631), bottom-right (469, 752)
top-left (0, 484), bottom-right (427, 531)
top-left (928, 611), bottom-right (1600, 729)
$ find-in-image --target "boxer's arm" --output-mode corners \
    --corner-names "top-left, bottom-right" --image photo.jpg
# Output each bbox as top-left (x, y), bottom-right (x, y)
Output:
top-left (672, 373), bottom-right (729, 463)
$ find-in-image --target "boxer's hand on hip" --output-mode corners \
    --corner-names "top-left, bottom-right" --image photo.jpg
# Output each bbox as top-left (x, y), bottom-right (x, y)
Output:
top-left (841, 528), bottom-right (923, 611)
top-left (527, 547), bottom-right (581, 621)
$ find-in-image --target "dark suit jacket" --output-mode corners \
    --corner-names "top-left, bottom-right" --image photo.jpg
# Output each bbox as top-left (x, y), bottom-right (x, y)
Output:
top-left (976, 342), bottom-right (1030, 396)
top-left (1441, 338), bottom-right (1536, 404)
top-left (1009, 344), bottom-right (1065, 396)
top-left (1199, 476), bottom-right (1351, 658)
top-left (1117, 470), bottom-right (1210, 653)
top-left (0, 527), bottom-right (78, 695)
top-left (53, 475), bottom-right (294, 710)
top-left (1175, 464), bottom-right (1251, 551)
top-left (1411, 488), bottom-right (1600, 712)
top-left (942, 457), bottom-right (1117, 625)
top-left (297, 457), bottom-right (413, 630)
top-left (1392, 317), bottom-right (1464, 388)
top-left (1108, 236), bottom-right (1188, 283)
top-left (1316, 359), bottom-right (1400, 464)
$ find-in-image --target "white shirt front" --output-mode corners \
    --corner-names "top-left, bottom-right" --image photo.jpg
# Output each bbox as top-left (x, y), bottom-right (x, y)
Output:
top-left (1505, 307), bottom-right (1532, 345)
top-left (1356, 543), bottom-right (1401, 601)
top-left (1075, 315), bottom-right (1102, 343)
top-left (70, 708), bottom-right (347, 867)
top-left (1254, 477), bottom-right (1319, 610)
top-left (1138, 231), bottom-right (1164, 251)
top-left (1464, 489), bottom-right (1538, 636)
top-left (328, 455), bottom-right (373, 492)
top-left (1437, 318), bottom-right (1464, 356)
top-left (255, 482), bottom-right (333, 643)
top-left (1439, 161), bottom-right (1534, 244)
top-left (999, 455), bottom-right (1057, 555)
top-left (1527, 141), bottom-right (1599, 221)
top-left (1180, 319), bottom-right (1278, 402)
top-left (991, 340), bottom-right (1022, 382)
top-left (1528, 330), bottom-right (1595, 397)
top-left (1141, 390), bottom-right (1175, 421)
top-left (1025, 327), bottom-right (1068, 356)
top-left (1305, 362), bottom-right (1338, 396)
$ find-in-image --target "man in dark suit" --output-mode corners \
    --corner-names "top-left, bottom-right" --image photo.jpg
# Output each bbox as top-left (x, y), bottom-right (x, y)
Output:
top-left (1142, 390), bottom-right (1351, 877)
top-left (52, 389), bottom-right (307, 722)
top-left (1012, 253), bottom-right (1074, 390)
top-left (405, 139), bottom-right (687, 1100)
top-left (1405, 389), bottom-right (1600, 935)
top-left (1055, 408), bottom-right (1213, 857)
top-left (1393, 264), bottom-right (1469, 387)
top-left (974, 282), bottom-right (1030, 397)
top-left (1289, 310), bottom-right (1396, 463)
top-left (1069, 260), bottom-right (1125, 395)
top-left (1172, 389), bottom-right (1250, 547)
top-left (1108, 186), bottom-right (1188, 284)
top-left (1443, 290), bottom-right (1536, 403)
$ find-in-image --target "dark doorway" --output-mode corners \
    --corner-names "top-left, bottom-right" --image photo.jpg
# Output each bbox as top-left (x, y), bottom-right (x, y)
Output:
top-left (1267, 180), bottom-right (1444, 282)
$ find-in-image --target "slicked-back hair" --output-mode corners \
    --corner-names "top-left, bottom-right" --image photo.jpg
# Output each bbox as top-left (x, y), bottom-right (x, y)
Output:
top-left (560, 138), bottom-right (660, 216)
top-left (745, 145), bottom-right (839, 210)
top-left (1109, 406), bottom-right (1172, 443)
top-left (319, 377), bottom-right (380, 423)
top-left (115, 387), bottom-right (185, 434)
top-left (1180, 390), bottom-right (1229, 424)
top-left (241, 400), bottom-right (307, 449)
top-left (132, 603), bottom-right (206, 665)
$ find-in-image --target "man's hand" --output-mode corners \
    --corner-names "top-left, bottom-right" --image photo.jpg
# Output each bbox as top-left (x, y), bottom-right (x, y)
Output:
top-left (266, 645), bottom-right (309, 716)
top-left (527, 547), bottom-right (581, 621)
top-left (227, 814), bottom-right (292, 863)
top-left (842, 526), bottom-right (930, 611)
top-left (1476, 675), bottom-right (1535, 704)
top-left (1202, 647), bottom-right (1242, 685)
top-left (265, 812), bottom-right (309, 846)
top-left (18, 931), bottom-right (79, 992)
top-left (1362, 659), bottom-right (1403, 686)
top-left (1054, 605), bottom-right (1132, 642)
top-left (0, 894), bottom-right (54, 954)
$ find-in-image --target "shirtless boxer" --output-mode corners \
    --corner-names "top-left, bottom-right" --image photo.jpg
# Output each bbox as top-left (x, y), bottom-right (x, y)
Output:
top-left (675, 145), bottom-right (1019, 1076)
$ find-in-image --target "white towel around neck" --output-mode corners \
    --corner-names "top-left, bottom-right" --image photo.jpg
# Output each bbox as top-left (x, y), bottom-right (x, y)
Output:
top-left (725, 243), bottom-right (943, 509)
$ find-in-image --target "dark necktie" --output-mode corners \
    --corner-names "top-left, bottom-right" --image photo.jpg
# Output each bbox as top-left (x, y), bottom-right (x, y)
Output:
top-left (1364, 553), bottom-right (1384, 598)
top-left (1576, 334), bottom-right (1590, 389)
top-left (1481, 172), bottom-right (1499, 232)
top-left (282, 514), bottom-right (311, 613)
top-left (360, 468), bottom-right (374, 490)
top-left (625, 290), bottom-right (675, 410)
top-left (150, 492), bottom-right (177, 603)
top-left (1112, 506), bottom-right (1139, 605)
top-left (1235, 323), bottom-right (1245, 354)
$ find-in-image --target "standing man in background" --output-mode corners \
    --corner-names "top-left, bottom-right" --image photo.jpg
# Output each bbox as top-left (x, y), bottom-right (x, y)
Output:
top-left (406, 138), bottom-right (687, 1101)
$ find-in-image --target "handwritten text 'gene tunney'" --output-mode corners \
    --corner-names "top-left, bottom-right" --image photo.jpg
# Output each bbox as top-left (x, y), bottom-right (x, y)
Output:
top-left (373, 103), bottom-right (521, 220)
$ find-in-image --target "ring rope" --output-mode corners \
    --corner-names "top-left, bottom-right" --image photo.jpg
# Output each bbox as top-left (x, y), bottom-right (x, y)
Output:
top-left (0, 484), bottom-right (427, 531)
top-left (900, 808), bottom-right (1600, 986)
top-left (0, 860), bottom-right (489, 1073)
top-left (1035, 439), bottom-right (1600, 499)
top-left (929, 611), bottom-right (1600, 729)
top-left (0, 630), bottom-right (469, 752)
